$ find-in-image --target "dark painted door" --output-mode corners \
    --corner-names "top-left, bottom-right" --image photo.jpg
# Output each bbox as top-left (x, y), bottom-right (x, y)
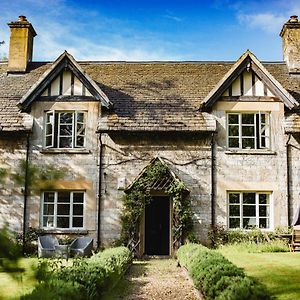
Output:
top-left (145, 196), bottom-right (170, 255)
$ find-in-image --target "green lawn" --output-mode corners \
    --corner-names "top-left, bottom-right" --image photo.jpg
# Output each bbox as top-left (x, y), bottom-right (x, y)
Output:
top-left (218, 245), bottom-right (300, 300)
top-left (0, 258), bottom-right (37, 300)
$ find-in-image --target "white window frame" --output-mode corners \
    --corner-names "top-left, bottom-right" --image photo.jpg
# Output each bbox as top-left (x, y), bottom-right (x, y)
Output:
top-left (41, 191), bottom-right (85, 230)
top-left (227, 191), bottom-right (273, 230)
top-left (226, 112), bottom-right (271, 150)
top-left (45, 110), bottom-right (54, 148)
top-left (44, 110), bottom-right (87, 149)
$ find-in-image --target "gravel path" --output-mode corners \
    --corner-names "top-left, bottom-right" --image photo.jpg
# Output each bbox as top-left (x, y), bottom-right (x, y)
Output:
top-left (108, 259), bottom-right (201, 300)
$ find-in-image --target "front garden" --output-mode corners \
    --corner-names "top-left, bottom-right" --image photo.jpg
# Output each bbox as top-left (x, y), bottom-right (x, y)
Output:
top-left (0, 247), bottom-right (132, 299)
top-left (0, 226), bottom-right (133, 299)
top-left (1, 224), bottom-right (300, 300)
top-left (219, 245), bottom-right (300, 300)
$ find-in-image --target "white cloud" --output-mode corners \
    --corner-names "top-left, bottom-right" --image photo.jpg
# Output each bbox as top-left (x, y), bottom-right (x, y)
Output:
top-left (34, 19), bottom-right (179, 61)
top-left (164, 10), bottom-right (183, 22)
top-left (237, 13), bottom-right (286, 33)
top-left (0, 1), bottom-right (182, 61)
top-left (235, 0), bottom-right (300, 34)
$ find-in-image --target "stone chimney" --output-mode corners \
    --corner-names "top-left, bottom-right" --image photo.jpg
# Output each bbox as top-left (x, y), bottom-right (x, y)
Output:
top-left (7, 16), bottom-right (37, 73)
top-left (280, 15), bottom-right (300, 73)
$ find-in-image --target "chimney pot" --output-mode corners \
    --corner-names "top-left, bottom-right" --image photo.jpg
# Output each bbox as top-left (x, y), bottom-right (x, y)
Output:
top-left (290, 15), bottom-right (298, 22)
top-left (18, 15), bottom-right (27, 22)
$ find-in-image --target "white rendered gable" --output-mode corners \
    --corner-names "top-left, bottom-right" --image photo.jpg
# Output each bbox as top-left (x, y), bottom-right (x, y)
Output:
top-left (222, 70), bottom-right (274, 97)
top-left (41, 70), bottom-right (92, 97)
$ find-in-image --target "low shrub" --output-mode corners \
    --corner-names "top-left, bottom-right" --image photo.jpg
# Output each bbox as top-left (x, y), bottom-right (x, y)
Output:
top-left (216, 277), bottom-right (272, 300)
top-left (219, 240), bottom-right (289, 253)
top-left (15, 227), bottom-right (45, 255)
top-left (22, 279), bottom-right (84, 300)
top-left (22, 246), bottom-right (132, 299)
top-left (208, 225), bottom-right (277, 247)
top-left (177, 243), bottom-right (272, 300)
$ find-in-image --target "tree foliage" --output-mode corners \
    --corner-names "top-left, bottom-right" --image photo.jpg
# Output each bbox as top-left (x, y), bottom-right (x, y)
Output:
top-left (0, 225), bottom-right (23, 277)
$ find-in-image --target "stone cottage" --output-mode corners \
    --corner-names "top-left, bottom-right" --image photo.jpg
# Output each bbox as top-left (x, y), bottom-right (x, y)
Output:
top-left (1, 15), bottom-right (300, 256)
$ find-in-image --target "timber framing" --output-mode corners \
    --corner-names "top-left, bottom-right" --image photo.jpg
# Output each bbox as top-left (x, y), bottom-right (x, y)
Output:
top-left (201, 50), bottom-right (300, 111)
top-left (37, 95), bottom-right (96, 102)
top-left (18, 51), bottom-right (113, 112)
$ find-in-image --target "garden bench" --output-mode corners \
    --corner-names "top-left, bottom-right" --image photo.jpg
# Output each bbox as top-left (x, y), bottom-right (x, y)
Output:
top-left (289, 229), bottom-right (300, 252)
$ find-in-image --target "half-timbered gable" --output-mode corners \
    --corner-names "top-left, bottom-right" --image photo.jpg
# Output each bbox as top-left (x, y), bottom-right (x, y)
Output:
top-left (40, 69), bottom-right (93, 97)
top-left (18, 51), bottom-right (112, 111)
top-left (202, 50), bottom-right (299, 110)
top-left (222, 69), bottom-right (275, 97)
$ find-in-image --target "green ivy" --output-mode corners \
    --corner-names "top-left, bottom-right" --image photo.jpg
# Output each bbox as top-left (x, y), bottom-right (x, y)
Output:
top-left (119, 159), bottom-right (193, 252)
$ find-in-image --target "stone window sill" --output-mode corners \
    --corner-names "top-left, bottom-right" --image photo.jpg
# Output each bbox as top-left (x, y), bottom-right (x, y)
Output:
top-left (40, 148), bottom-right (91, 154)
top-left (41, 229), bottom-right (89, 235)
top-left (227, 228), bottom-right (273, 232)
top-left (225, 150), bottom-right (276, 155)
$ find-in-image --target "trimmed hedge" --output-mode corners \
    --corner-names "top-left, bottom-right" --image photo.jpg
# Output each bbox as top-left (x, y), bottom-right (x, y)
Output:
top-left (22, 246), bottom-right (132, 300)
top-left (177, 244), bottom-right (272, 300)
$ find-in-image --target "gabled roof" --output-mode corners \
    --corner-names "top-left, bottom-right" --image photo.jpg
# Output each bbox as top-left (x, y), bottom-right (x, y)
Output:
top-left (1, 56), bottom-right (300, 133)
top-left (18, 51), bottom-right (112, 111)
top-left (125, 157), bottom-right (189, 193)
top-left (202, 50), bottom-right (299, 110)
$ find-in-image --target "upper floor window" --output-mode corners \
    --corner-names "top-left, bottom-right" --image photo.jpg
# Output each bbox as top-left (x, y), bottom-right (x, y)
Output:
top-left (227, 112), bottom-right (270, 150)
top-left (42, 191), bottom-right (84, 229)
top-left (228, 192), bottom-right (271, 229)
top-left (45, 111), bottom-right (86, 149)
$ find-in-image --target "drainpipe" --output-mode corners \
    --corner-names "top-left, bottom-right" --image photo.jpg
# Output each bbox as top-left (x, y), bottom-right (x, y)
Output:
top-left (286, 134), bottom-right (291, 226)
top-left (23, 132), bottom-right (30, 254)
top-left (210, 133), bottom-right (215, 227)
top-left (97, 133), bottom-right (103, 248)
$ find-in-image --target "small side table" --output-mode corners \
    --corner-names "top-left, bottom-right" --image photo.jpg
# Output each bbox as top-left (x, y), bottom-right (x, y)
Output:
top-left (55, 245), bottom-right (69, 259)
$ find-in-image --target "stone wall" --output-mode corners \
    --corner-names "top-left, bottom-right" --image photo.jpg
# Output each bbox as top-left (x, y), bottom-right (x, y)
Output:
top-left (2, 98), bottom-right (299, 246)
top-left (0, 135), bottom-right (27, 232)
top-left (100, 133), bottom-right (212, 246)
top-left (212, 101), bottom-right (289, 229)
top-left (25, 101), bottom-right (101, 240)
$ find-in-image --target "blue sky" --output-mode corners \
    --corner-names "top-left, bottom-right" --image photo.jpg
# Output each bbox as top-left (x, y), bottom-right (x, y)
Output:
top-left (1, 0), bottom-right (300, 62)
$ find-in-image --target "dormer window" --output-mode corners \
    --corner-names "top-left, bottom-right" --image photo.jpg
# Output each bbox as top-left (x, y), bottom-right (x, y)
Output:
top-left (45, 110), bottom-right (86, 149)
top-left (227, 112), bottom-right (270, 150)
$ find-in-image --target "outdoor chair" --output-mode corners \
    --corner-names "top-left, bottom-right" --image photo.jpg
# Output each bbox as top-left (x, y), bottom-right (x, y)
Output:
top-left (289, 229), bottom-right (300, 252)
top-left (38, 235), bottom-right (59, 258)
top-left (69, 237), bottom-right (93, 257)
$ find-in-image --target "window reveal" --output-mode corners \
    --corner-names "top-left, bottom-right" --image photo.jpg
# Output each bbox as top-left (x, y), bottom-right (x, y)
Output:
top-left (227, 112), bottom-right (270, 150)
top-left (42, 191), bottom-right (84, 229)
top-left (228, 192), bottom-right (271, 229)
top-left (45, 111), bottom-right (86, 148)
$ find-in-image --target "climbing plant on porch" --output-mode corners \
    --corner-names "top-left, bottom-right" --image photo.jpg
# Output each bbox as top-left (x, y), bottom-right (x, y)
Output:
top-left (119, 157), bottom-right (193, 255)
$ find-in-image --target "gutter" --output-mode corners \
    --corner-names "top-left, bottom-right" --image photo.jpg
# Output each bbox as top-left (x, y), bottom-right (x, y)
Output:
top-left (211, 133), bottom-right (215, 227)
top-left (23, 132), bottom-right (30, 254)
top-left (97, 133), bottom-right (103, 248)
top-left (286, 134), bottom-right (291, 226)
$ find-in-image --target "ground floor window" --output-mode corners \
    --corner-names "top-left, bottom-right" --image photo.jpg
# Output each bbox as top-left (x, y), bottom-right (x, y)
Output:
top-left (228, 192), bottom-right (271, 229)
top-left (42, 191), bottom-right (84, 229)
